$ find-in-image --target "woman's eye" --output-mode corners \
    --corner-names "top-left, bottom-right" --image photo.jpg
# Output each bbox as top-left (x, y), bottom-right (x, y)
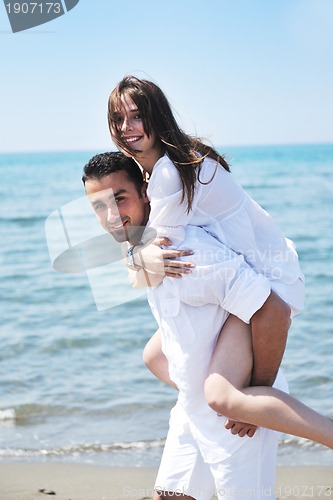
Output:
top-left (133, 114), bottom-right (141, 120)
top-left (113, 115), bottom-right (123, 125)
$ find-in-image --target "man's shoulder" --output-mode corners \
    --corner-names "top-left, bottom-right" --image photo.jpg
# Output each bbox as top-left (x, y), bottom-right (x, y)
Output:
top-left (180, 226), bottom-right (237, 265)
top-left (181, 225), bottom-right (222, 250)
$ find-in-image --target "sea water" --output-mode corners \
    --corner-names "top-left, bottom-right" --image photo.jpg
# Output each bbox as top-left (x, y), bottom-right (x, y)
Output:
top-left (0, 144), bottom-right (332, 467)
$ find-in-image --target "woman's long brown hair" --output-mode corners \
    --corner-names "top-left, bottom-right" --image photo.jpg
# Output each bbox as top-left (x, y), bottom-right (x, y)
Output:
top-left (108, 76), bottom-right (230, 212)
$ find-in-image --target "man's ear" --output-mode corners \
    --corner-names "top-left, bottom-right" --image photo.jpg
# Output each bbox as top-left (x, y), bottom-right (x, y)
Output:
top-left (141, 181), bottom-right (149, 203)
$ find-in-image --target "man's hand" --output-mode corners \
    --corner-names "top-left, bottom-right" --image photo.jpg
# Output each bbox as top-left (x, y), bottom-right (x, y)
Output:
top-left (128, 236), bottom-right (196, 288)
top-left (224, 418), bottom-right (257, 438)
top-left (156, 237), bottom-right (195, 278)
top-left (134, 236), bottom-right (195, 278)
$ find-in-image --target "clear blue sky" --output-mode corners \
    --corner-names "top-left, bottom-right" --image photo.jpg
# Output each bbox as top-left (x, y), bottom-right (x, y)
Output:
top-left (1, 0), bottom-right (332, 152)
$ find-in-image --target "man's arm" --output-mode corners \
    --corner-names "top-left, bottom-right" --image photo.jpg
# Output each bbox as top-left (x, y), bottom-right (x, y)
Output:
top-left (184, 242), bottom-right (291, 388)
top-left (127, 237), bottom-right (195, 288)
top-left (166, 231), bottom-right (291, 388)
top-left (250, 290), bottom-right (291, 387)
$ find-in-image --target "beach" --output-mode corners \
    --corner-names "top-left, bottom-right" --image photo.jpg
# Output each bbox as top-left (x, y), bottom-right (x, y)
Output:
top-left (1, 146), bottom-right (332, 484)
top-left (0, 464), bottom-right (332, 500)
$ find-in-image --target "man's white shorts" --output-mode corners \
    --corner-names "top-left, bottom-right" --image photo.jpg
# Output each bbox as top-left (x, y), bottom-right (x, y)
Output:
top-left (155, 403), bottom-right (280, 500)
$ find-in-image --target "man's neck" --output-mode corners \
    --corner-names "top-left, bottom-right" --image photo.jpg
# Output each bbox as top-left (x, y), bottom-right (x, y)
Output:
top-left (127, 215), bottom-right (150, 245)
top-left (128, 232), bottom-right (143, 246)
top-left (127, 207), bottom-right (150, 246)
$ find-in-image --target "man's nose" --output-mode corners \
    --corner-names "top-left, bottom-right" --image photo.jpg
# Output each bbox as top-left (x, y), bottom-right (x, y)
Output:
top-left (106, 205), bottom-right (120, 222)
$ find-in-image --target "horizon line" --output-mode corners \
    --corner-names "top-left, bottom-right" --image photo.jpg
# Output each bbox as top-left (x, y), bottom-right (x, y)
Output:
top-left (0, 141), bottom-right (332, 156)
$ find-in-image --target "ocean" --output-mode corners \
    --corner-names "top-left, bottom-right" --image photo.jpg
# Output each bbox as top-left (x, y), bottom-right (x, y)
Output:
top-left (0, 144), bottom-right (332, 468)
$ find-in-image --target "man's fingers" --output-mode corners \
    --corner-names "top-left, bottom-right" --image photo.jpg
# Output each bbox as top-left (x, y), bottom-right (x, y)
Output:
top-left (162, 249), bottom-right (194, 259)
top-left (225, 419), bottom-right (257, 438)
top-left (233, 424), bottom-right (248, 437)
top-left (246, 426), bottom-right (257, 438)
top-left (164, 265), bottom-right (191, 277)
top-left (165, 259), bottom-right (195, 269)
top-left (153, 237), bottom-right (194, 259)
top-left (165, 272), bottom-right (182, 279)
top-left (227, 422), bottom-right (244, 435)
top-left (175, 249), bottom-right (194, 257)
top-left (235, 424), bottom-right (257, 438)
top-left (224, 418), bottom-right (235, 429)
top-left (154, 237), bottom-right (172, 246)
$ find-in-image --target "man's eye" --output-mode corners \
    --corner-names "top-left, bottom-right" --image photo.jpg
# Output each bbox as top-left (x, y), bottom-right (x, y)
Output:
top-left (115, 197), bottom-right (125, 203)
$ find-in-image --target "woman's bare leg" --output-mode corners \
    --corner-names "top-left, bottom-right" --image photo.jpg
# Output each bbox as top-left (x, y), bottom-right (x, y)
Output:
top-left (205, 315), bottom-right (257, 437)
top-left (143, 329), bottom-right (178, 389)
top-left (205, 316), bottom-right (333, 448)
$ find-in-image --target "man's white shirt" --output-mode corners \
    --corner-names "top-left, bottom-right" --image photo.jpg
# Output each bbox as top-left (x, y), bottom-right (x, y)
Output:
top-left (147, 225), bottom-right (288, 464)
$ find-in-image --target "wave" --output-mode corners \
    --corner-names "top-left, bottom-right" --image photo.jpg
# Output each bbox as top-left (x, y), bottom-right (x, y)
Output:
top-left (0, 215), bottom-right (46, 225)
top-left (0, 408), bottom-right (16, 421)
top-left (0, 435), bottom-right (328, 462)
top-left (277, 435), bottom-right (333, 466)
top-left (0, 438), bottom-right (166, 459)
top-left (280, 435), bottom-right (323, 449)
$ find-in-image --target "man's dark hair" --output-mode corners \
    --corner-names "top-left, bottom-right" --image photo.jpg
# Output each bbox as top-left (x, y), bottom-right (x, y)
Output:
top-left (82, 151), bottom-right (144, 195)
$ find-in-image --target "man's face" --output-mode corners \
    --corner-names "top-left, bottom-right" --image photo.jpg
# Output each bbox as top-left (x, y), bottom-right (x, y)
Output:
top-left (85, 171), bottom-right (149, 244)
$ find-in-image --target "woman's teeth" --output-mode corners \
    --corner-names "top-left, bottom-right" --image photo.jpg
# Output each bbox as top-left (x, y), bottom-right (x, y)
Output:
top-left (126, 137), bottom-right (141, 143)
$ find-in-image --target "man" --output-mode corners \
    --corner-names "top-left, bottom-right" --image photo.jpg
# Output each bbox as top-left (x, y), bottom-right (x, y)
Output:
top-left (81, 151), bottom-right (296, 499)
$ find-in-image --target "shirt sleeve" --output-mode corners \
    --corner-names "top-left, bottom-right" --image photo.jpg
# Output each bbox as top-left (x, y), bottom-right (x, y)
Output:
top-left (219, 258), bottom-right (271, 323)
top-left (166, 248), bottom-right (271, 324)
top-left (147, 155), bottom-right (199, 247)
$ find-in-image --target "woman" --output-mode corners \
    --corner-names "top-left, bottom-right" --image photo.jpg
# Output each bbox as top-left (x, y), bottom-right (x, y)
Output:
top-left (106, 75), bottom-right (333, 447)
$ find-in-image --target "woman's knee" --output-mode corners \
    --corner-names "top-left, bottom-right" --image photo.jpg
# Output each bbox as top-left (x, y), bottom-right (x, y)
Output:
top-left (204, 373), bottom-right (240, 418)
top-left (142, 341), bottom-right (152, 368)
top-left (143, 329), bottom-right (162, 370)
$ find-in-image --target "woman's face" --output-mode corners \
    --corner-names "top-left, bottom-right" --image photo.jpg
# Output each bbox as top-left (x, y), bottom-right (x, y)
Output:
top-left (112, 95), bottom-right (161, 169)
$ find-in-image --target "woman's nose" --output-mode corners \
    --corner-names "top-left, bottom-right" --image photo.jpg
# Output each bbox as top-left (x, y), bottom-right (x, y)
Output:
top-left (120, 115), bottom-right (132, 133)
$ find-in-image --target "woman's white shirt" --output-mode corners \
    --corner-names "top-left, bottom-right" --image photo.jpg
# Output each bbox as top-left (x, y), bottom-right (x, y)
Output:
top-left (146, 153), bottom-right (303, 288)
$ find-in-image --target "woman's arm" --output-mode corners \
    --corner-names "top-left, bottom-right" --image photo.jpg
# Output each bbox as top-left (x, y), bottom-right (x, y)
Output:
top-left (146, 155), bottom-right (199, 247)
